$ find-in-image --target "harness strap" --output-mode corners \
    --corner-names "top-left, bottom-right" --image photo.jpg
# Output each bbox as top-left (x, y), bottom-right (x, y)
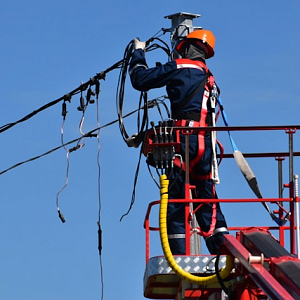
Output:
top-left (173, 82), bottom-right (210, 176)
top-left (173, 119), bottom-right (206, 175)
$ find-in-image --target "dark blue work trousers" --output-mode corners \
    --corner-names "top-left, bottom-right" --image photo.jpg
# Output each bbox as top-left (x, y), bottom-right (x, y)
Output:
top-left (167, 134), bottom-right (228, 254)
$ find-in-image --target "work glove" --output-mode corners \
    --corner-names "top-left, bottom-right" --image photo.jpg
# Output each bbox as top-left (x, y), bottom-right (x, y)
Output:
top-left (133, 38), bottom-right (146, 51)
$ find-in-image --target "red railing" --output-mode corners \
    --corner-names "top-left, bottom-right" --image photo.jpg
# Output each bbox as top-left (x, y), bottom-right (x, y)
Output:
top-left (143, 125), bottom-right (300, 263)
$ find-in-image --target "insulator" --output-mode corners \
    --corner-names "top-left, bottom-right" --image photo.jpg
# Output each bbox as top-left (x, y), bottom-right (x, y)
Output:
top-left (98, 223), bottom-right (102, 255)
top-left (62, 102), bottom-right (67, 118)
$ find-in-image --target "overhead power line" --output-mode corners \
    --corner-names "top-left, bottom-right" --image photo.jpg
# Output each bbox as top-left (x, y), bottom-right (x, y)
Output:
top-left (0, 69), bottom-right (119, 135)
top-left (0, 97), bottom-right (168, 177)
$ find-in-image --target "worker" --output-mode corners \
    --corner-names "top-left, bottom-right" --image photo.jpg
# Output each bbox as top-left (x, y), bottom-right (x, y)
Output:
top-left (128, 30), bottom-right (228, 255)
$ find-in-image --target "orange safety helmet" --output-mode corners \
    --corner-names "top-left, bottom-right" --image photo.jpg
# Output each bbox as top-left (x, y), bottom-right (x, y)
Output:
top-left (176, 29), bottom-right (215, 59)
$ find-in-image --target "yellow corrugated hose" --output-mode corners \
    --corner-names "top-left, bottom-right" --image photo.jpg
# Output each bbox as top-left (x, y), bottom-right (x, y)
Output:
top-left (159, 174), bottom-right (234, 285)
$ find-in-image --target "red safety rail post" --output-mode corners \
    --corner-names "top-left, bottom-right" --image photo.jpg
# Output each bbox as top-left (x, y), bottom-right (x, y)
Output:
top-left (144, 200), bottom-right (160, 264)
top-left (286, 128), bottom-right (297, 254)
top-left (184, 186), bottom-right (192, 255)
top-left (295, 173), bottom-right (300, 259)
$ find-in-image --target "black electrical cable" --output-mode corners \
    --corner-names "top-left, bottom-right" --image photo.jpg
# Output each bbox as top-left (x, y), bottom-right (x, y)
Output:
top-left (215, 253), bottom-right (230, 295)
top-left (119, 144), bottom-right (144, 222)
top-left (0, 34), bottom-right (169, 142)
top-left (117, 44), bottom-right (171, 219)
top-left (0, 97), bottom-right (64, 134)
top-left (0, 97), bottom-right (167, 177)
top-left (0, 65), bottom-right (114, 135)
top-left (116, 39), bottom-right (138, 142)
top-left (1, 34), bottom-right (172, 226)
top-left (116, 37), bottom-right (171, 146)
top-left (95, 91), bottom-right (104, 300)
top-left (115, 37), bottom-right (173, 220)
top-left (0, 31), bottom-right (169, 139)
top-left (1, 31), bottom-right (171, 299)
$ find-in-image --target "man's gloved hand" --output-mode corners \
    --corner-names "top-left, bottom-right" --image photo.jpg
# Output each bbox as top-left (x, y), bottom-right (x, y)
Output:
top-left (133, 38), bottom-right (146, 51)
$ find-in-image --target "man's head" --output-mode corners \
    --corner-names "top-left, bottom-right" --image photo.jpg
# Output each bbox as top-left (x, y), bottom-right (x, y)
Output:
top-left (176, 29), bottom-right (215, 59)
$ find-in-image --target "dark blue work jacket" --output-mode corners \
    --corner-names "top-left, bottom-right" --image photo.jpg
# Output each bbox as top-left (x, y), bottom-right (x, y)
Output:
top-left (129, 49), bottom-right (208, 120)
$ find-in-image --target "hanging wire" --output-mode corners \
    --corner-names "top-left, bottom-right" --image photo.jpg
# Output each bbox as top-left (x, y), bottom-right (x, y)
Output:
top-left (1, 33), bottom-right (172, 223)
top-left (56, 97), bottom-right (86, 223)
top-left (94, 79), bottom-right (104, 300)
top-left (0, 97), bottom-right (168, 177)
top-left (116, 39), bottom-right (136, 142)
top-left (56, 101), bottom-right (70, 223)
top-left (119, 145), bottom-right (144, 221)
top-left (77, 85), bottom-right (96, 148)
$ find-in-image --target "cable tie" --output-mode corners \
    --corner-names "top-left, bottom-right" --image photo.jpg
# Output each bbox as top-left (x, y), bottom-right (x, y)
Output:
top-left (147, 100), bottom-right (155, 108)
top-left (161, 27), bottom-right (171, 33)
top-left (69, 145), bottom-right (81, 153)
top-left (85, 133), bottom-right (98, 138)
top-left (96, 72), bottom-right (106, 81)
top-left (98, 223), bottom-right (102, 255)
top-left (80, 82), bottom-right (89, 92)
top-left (63, 94), bottom-right (71, 102)
top-left (77, 91), bottom-right (85, 111)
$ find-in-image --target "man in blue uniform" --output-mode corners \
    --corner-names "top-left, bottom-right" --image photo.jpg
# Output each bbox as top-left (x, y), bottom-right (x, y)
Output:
top-left (129, 30), bottom-right (228, 254)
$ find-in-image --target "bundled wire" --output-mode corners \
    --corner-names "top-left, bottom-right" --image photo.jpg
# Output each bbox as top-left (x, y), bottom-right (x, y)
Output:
top-left (116, 35), bottom-right (171, 145)
top-left (116, 39), bottom-right (149, 147)
top-left (116, 35), bottom-right (172, 220)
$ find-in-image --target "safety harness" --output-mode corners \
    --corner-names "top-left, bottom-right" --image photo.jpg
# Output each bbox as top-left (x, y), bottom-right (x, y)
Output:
top-left (172, 58), bottom-right (222, 183)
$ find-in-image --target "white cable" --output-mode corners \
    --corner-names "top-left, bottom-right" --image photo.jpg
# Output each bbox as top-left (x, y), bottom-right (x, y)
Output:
top-left (210, 91), bottom-right (220, 184)
top-left (55, 118), bottom-right (70, 222)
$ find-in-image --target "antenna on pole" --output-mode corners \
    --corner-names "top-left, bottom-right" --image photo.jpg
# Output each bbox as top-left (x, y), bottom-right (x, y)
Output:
top-left (164, 12), bottom-right (202, 56)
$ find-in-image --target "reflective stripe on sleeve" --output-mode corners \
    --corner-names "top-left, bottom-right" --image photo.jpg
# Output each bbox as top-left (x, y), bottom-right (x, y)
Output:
top-left (168, 234), bottom-right (186, 239)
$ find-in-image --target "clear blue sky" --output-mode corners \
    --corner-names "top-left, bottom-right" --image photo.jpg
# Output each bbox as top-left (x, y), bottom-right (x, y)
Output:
top-left (0, 1), bottom-right (299, 300)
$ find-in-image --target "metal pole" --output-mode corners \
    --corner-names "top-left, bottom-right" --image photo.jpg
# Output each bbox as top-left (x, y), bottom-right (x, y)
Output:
top-left (276, 157), bottom-right (285, 246)
top-left (277, 158), bottom-right (284, 199)
top-left (164, 12), bottom-right (201, 56)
